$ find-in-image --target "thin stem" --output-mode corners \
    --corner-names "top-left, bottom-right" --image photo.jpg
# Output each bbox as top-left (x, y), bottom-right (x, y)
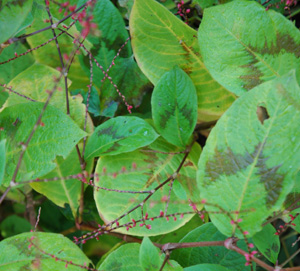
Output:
top-left (280, 248), bottom-right (300, 268)
top-left (0, 186), bottom-right (11, 205)
top-left (45, 0), bottom-right (70, 115)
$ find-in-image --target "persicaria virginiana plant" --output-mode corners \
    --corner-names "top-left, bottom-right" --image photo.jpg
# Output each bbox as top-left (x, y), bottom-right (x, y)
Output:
top-left (0, 0), bottom-right (300, 270)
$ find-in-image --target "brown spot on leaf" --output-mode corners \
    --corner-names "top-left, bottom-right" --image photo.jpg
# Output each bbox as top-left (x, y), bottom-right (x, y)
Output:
top-left (204, 143), bottom-right (283, 207)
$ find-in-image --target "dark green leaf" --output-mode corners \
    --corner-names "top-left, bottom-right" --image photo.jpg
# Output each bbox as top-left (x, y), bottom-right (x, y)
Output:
top-left (71, 87), bottom-right (101, 117)
top-left (99, 56), bottom-right (151, 116)
top-left (0, 215), bottom-right (31, 238)
top-left (152, 66), bottom-right (197, 147)
top-left (172, 223), bottom-right (250, 271)
top-left (253, 224), bottom-right (280, 263)
top-left (84, 116), bottom-right (159, 159)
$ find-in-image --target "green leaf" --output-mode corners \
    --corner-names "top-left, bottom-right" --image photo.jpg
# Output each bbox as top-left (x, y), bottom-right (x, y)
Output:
top-left (172, 223), bottom-right (250, 271)
top-left (4, 63), bottom-right (93, 133)
top-left (184, 264), bottom-right (231, 271)
top-left (30, 147), bottom-right (93, 218)
top-left (0, 232), bottom-right (91, 270)
top-left (0, 42), bottom-right (34, 84)
top-left (192, 0), bottom-right (218, 9)
top-left (252, 224), bottom-right (280, 264)
top-left (0, 102), bottom-right (86, 185)
top-left (151, 215), bottom-right (204, 244)
top-left (78, 0), bottom-right (131, 58)
top-left (26, 11), bottom-right (90, 91)
top-left (197, 71), bottom-right (300, 237)
top-left (99, 242), bottom-right (182, 271)
top-left (152, 66), bottom-right (197, 147)
top-left (130, 0), bottom-right (236, 122)
top-left (0, 0), bottom-right (33, 44)
top-left (71, 87), bottom-right (101, 117)
top-left (140, 237), bottom-right (161, 270)
top-left (99, 56), bottom-right (151, 116)
top-left (198, 0), bottom-right (300, 96)
top-left (0, 215), bottom-right (31, 238)
top-left (99, 243), bottom-right (144, 271)
top-left (0, 140), bottom-right (5, 184)
top-left (84, 116), bottom-right (159, 159)
top-left (94, 137), bottom-right (201, 236)
top-left (77, 0), bottom-right (132, 88)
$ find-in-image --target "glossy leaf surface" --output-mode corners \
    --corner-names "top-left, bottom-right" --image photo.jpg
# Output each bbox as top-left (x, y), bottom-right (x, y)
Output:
top-left (85, 116), bottom-right (158, 159)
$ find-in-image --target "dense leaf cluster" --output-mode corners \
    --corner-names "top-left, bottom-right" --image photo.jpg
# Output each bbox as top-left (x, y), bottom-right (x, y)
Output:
top-left (0, 0), bottom-right (300, 270)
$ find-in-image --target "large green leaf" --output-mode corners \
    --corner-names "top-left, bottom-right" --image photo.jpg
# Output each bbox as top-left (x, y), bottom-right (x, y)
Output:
top-left (94, 137), bottom-right (201, 236)
top-left (0, 0), bottom-right (33, 44)
top-left (84, 116), bottom-right (159, 159)
top-left (4, 63), bottom-right (93, 133)
top-left (130, 0), bottom-right (236, 122)
top-left (152, 66), bottom-right (197, 147)
top-left (0, 232), bottom-right (91, 271)
top-left (197, 72), bottom-right (300, 237)
top-left (198, 0), bottom-right (300, 96)
top-left (171, 223), bottom-right (250, 271)
top-left (0, 102), bottom-right (86, 185)
top-left (252, 224), bottom-right (280, 264)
